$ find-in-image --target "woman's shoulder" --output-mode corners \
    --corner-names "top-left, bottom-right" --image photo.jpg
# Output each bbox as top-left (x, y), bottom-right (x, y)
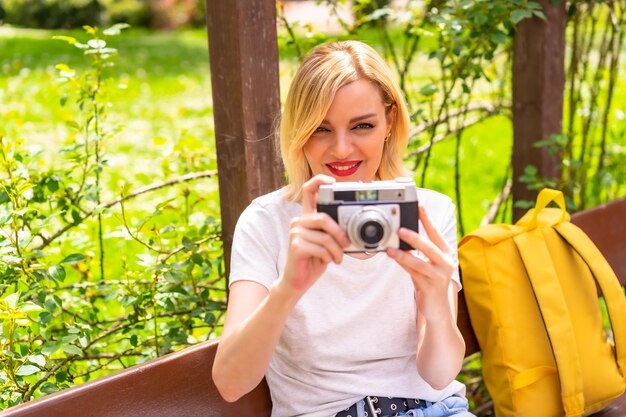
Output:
top-left (240, 187), bottom-right (300, 222)
top-left (249, 187), bottom-right (293, 209)
top-left (415, 187), bottom-right (455, 211)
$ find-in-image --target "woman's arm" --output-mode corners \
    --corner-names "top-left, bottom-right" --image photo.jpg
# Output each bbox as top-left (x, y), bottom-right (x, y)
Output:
top-left (212, 175), bottom-right (350, 402)
top-left (387, 205), bottom-right (465, 390)
top-left (212, 279), bottom-right (299, 402)
top-left (414, 282), bottom-right (464, 389)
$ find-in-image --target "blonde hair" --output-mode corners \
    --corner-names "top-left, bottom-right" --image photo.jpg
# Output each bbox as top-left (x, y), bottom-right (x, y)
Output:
top-left (280, 40), bottom-right (411, 201)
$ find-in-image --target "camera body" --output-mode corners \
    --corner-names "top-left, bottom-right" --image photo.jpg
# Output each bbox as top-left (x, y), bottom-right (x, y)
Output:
top-left (317, 178), bottom-right (419, 253)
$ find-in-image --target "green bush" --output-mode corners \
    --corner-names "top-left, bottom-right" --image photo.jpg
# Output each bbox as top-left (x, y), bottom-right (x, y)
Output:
top-left (1, 0), bottom-right (103, 29)
top-left (0, 0), bottom-right (205, 29)
top-left (102, 0), bottom-right (150, 27)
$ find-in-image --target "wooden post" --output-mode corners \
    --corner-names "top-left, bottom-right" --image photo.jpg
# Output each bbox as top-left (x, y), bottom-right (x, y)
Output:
top-left (512, 0), bottom-right (567, 221)
top-left (205, 0), bottom-right (285, 278)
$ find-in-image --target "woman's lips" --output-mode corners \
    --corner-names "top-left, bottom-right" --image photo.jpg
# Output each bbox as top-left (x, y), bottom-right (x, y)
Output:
top-left (326, 161), bottom-right (362, 177)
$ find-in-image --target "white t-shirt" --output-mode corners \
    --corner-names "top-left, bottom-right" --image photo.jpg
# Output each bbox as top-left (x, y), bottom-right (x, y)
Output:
top-left (230, 186), bottom-right (465, 417)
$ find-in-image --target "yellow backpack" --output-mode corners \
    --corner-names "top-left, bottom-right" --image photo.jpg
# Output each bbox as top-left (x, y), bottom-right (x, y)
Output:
top-left (459, 188), bottom-right (626, 416)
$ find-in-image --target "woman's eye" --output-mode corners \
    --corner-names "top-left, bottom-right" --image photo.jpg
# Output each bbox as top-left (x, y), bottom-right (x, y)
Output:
top-left (313, 126), bottom-right (330, 133)
top-left (354, 123), bottom-right (375, 130)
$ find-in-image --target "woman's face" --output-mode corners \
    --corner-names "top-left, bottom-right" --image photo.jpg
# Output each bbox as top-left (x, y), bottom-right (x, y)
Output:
top-left (303, 79), bottom-right (392, 183)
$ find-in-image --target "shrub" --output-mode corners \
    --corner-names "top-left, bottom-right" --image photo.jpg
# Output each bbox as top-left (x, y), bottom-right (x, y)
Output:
top-left (1, 0), bottom-right (103, 29)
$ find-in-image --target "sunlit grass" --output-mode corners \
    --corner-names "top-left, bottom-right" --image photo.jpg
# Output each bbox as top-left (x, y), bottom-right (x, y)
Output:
top-left (0, 27), bottom-right (214, 169)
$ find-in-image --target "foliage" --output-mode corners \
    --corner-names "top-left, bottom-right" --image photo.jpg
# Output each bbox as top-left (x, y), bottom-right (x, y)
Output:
top-left (101, 0), bottom-right (151, 28)
top-left (0, 0), bottom-right (206, 29)
top-left (561, 0), bottom-right (626, 210)
top-left (0, 0), bottom-right (102, 29)
top-left (0, 25), bottom-right (224, 408)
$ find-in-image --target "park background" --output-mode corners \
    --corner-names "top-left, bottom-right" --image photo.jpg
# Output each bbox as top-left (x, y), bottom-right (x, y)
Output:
top-left (1, 0), bottom-right (625, 414)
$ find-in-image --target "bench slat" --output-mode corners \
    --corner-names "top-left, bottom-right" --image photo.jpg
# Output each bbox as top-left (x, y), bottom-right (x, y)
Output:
top-left (0, 339), bottom-right (271, 417)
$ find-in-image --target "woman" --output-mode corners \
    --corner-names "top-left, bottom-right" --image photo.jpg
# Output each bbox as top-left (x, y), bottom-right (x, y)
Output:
top-left (212, 40), bottom-right (473, 417)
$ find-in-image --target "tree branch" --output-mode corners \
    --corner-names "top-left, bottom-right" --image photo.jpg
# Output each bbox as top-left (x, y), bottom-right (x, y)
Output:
top-left (36, 170), bottom-right (216, 250)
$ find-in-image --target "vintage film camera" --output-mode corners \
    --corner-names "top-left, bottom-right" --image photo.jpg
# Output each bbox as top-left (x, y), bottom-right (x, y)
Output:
top-left (317, 177), bottom-right (419, 253)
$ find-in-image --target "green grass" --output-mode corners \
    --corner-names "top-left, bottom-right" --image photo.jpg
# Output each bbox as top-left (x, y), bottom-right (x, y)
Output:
top-left (0, 27), bottom-right (215, 187)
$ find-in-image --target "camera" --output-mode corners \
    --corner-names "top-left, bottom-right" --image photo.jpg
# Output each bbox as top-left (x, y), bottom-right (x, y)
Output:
top-left (317, 177), bottom-right (419, 253)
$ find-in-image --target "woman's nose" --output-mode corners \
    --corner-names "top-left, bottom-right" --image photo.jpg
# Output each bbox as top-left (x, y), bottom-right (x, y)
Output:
top-left (331, 131), bottom-right (353, 158)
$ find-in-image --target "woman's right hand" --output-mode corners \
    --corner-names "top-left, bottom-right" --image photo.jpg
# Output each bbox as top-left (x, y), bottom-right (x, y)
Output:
top-left (279, 174), bottom-right (351, 298)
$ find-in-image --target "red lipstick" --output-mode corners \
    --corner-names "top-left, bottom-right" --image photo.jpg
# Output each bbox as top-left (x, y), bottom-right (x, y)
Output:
top-left (326, 161), bottom-right (362, 177)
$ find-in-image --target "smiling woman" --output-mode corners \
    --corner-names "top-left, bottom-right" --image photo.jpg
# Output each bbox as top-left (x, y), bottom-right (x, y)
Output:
top-left (212, 40), bottom-right (474, 417)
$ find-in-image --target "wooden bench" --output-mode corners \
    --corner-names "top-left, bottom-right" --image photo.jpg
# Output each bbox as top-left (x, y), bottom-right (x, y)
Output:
top-left (2, 197), bottom-right (625, 417)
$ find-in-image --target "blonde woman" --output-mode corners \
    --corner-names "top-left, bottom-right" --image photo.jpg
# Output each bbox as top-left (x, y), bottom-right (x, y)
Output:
top-left (212, 40), bottom-right (473, 417)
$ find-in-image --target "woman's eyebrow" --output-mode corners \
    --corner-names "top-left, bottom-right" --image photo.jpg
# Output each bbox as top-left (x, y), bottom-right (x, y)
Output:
top-left (320, 113), bottom-right (378, 125)
top-left (349, 113), bottom-right (377, 123)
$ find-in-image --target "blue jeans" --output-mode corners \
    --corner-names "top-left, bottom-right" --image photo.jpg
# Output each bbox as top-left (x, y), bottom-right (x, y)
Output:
top-left (351, 395), bottom-right (475, 417)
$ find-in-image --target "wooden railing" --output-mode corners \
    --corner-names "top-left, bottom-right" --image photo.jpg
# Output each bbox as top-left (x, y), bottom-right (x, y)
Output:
top-left (2, 197), bottom-right (625, 417)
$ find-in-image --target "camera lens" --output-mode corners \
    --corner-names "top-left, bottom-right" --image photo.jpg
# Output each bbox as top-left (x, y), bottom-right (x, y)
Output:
top-left (359, 221), bottom-right (385, 245)
top-left (345, 206), bottom-right (392, 251)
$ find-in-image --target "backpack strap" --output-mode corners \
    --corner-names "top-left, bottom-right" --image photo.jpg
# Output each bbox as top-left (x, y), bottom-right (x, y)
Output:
top-left (555, 221), bottom-right (626, 379)
top-left (513, 229), bottom-right (586, 416)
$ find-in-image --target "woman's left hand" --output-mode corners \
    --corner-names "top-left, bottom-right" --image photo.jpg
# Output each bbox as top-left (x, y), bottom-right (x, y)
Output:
top-left (386, 205), bottom-right (456, 324)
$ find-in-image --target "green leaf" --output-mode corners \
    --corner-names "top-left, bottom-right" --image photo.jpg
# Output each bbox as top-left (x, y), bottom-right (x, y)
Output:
top-left (0, 190), bottom-right (9, 204)
top-left (490, 31), bottom-right (508, 45)
top-left (56, 371), bottom-right (68, 383)
top-left (203, 313), bottom-right (216, 325)
top-left (48, 265), bottom-right (66, 282)
top-left (47, 178), bottom-right (60, 192)
top-left (60, 335), bottom-right (79, 344)
top-left (191, 253), bottom-right (204, 265)
top-left (52, 36), bottom-right (77, 45)
top-left (155, 198), bottom-right (176, 211)
top-left (16, 365), bottom-right (40, 376)
top-left (419, 83), bottom-right (439, 97)
top-left (18, 302), bottom-right (44, 313)
top-left (103, 23), bottom-right (131, 36)
top-left (4, 292), bottom-right (20, 309)
top-left (41, 342), bottom-right (61, 356)
top-left (60, 253), bottom-right (86, 264)
top-left (62, 344), bottom-right (83, 357)
top-left (27, 355), bottom-right (46, 367)
top-left (511, 9), bottom-right (531, 24)
top-left (44, 298), bottom-right (57, 313)
top-left (40, 382), bottom-right (59, 394)
top-left (130, 334), bottom-right (138, 347)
